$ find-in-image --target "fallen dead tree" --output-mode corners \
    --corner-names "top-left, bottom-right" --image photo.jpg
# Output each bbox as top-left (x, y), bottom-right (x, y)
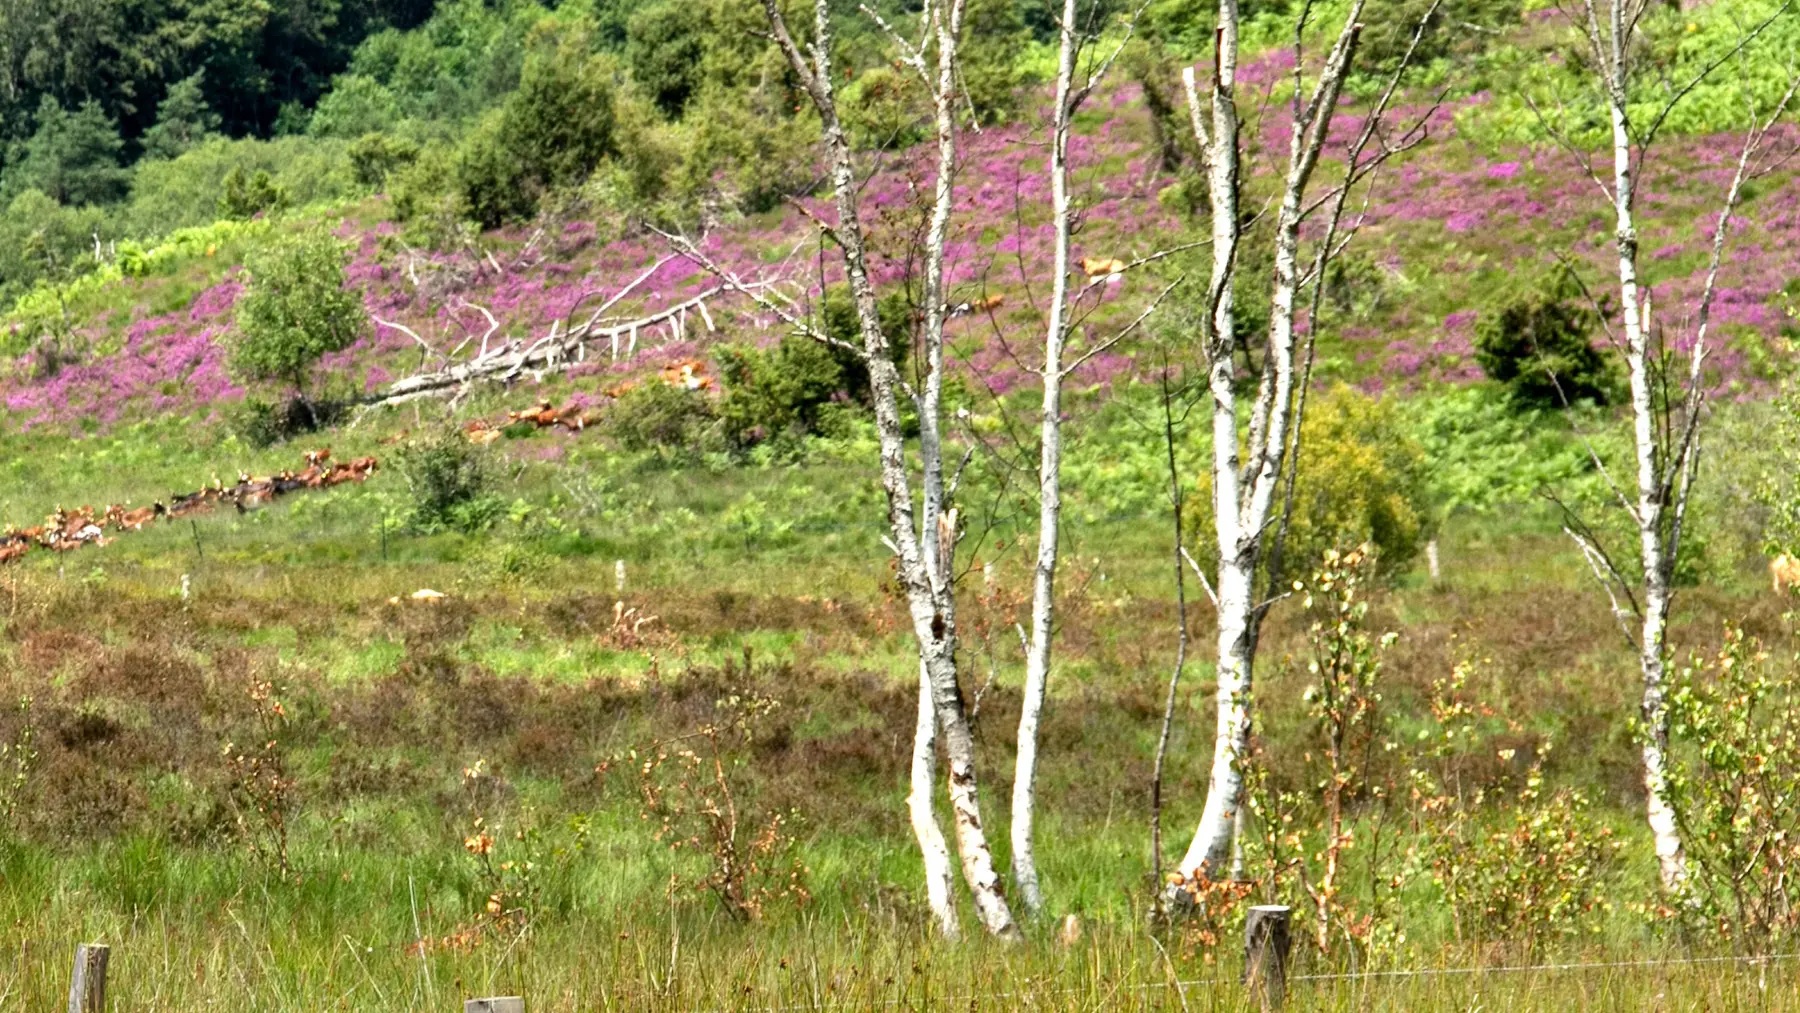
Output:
top-left (363, 254), bottom-right (778, 409)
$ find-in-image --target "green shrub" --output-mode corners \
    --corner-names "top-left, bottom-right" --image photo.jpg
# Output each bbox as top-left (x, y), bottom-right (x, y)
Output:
top-left (715, 336), bottom-right (863, 448)
top-left (455, 111), bottom-right (533, 229)
top-left (841, 67), bottom-right (926, 151)
top-left (229, 394), bottom-right (350, 448)
top-left (461, 537), bottom-right (554, 590)
top-left (229, 228), bottom-right (367, 422)
top-left (1667, 623), bottom-right (1800, 943)
top-left (0, 189), bottom-right (104, 314)
top-left (1359, 0), bottom-right (1521, 76)
top-left (680, 89), bottom-right (821, 215)
top-left (124, 137), bottom-right (355, 239)
top-left (394, 428), bottom-right (499, 532)
top-left (820, 285), bottom-right (911, 400)
top-left (1189, 385), bottom-right (1435, 578)
top-left (307, 74), bottom-right (400, 139)
top-left (391, 142), bottom-right (470, 247)
top-left (349, 133), bottom-right (422, 191)
top-left (962, 0), bottom-right (1033, 125)
top-left (1475, 266), bottom-right (1617, 408)
top-left (626, 1), bottom-right (708, 119)
top-left (604, 381), bottom-right (720, 453)
top-left (1463, 0), bottom-right (1800, 146)
top-left (219, 166), bottom-right (290, 221)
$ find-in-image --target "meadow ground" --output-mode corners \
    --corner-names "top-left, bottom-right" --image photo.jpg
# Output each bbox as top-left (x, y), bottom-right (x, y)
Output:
top-left (0, 402), bottom-right (1796, 1010)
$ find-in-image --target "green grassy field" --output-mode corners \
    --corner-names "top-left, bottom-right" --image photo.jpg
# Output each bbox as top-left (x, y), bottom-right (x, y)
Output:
top-left (0, 389), bottom-right (1796, 1009)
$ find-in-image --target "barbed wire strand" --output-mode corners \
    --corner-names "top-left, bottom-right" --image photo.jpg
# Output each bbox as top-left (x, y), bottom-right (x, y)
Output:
top-left (692, 950), bottom-right (1800, 1013)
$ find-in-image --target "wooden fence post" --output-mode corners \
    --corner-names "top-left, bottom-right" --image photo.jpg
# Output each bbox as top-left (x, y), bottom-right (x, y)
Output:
top-left (1244, 905), bottom-right (1291, 1012)
top-left (465, 998), bottom-right (524, 1013)
top-left (68, 943), bottom-right (109, 1013)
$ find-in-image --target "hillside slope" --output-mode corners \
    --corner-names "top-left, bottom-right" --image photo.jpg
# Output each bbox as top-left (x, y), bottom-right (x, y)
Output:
top-left (6, 48), bottom-right (1797, 437)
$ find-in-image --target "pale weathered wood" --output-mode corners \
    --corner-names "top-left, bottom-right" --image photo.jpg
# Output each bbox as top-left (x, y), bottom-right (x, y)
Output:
top-left (464, 998), bottom-right (524, 1013)
top-left (67, 943), bottom-right (109, 1013)
top-left (1244, 906), bottom-right (1292, 1012)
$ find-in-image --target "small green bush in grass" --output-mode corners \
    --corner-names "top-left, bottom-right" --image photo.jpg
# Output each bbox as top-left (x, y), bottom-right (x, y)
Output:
top-left (603, 381), bottom-right (721, 454)
top-left (715, 336), bottom-right (863, 449)
top-left (347, 133), bottom-right (420, 191)
top-left (218, 166), bottom-right (289, 221)
top-left (841, 66), bottom-right (926, 151)
top-left (394, 427), bottom-right (501, 533)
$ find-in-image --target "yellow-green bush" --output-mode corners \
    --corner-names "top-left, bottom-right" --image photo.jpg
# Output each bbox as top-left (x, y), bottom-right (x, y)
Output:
top-left (1187, 384), bottom-right (1435, 578)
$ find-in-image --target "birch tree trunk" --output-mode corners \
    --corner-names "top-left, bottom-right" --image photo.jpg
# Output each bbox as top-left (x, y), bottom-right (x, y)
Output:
top-left (1174, 0), bottom-right (1366, 886)
top-left (756, 0), bottom-right (1019, 938)
top-left (908, 661), bottom-right (960, 937)
top-left (1604, 16), bottom-right (1686, 891)
top-left (1010, 0), bottom-right (1081, 921)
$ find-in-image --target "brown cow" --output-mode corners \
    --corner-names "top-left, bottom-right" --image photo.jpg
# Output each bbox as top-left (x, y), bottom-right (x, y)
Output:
top-left (1079, 256), bottom-right (1128, 278)
top-left (1773, 553), bottom-right (1800, 594)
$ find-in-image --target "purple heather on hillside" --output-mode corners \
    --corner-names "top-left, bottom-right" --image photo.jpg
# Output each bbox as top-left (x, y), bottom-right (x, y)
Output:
top-left (3, 49), bottom-right (1797, 433)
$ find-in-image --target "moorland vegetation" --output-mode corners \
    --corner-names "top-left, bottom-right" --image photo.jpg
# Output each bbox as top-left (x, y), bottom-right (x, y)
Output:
top-left (5, 0), bottom-right (1800, 1008)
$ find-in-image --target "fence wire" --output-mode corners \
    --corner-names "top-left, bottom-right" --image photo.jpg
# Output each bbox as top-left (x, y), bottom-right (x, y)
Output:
top-left (694, 950), bottom-right (1800, 1013)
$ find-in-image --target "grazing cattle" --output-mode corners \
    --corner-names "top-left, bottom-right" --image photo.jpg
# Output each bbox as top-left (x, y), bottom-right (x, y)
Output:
top-left (661, 360), bottom-right (715, 391)
top-left (1079, 256), bottom-right (1128, 279)
top-left (0, 449), bottom-right (378, 565)
top-left (1774, 553), bottom-right (1800, 594)
top-left (106, 503), bottom-right (165, 531)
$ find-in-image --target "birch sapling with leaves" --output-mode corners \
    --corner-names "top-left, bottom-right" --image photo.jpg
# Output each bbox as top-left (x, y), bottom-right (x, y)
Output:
top-left (1548, 0), bottom-right (1800, 892)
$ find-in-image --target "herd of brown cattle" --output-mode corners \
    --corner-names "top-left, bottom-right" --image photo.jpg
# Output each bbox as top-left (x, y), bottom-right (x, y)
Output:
top-left (462, 360), bottom-right (718, 446)
top-left (0, 448), bottom-right (378, 565)
top-left (464, 401), bottom-right (596, 445)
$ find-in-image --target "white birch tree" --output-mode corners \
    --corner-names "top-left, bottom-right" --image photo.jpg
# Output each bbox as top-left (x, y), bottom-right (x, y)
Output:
top-left (667, 0), bottom-right (1019, 938)
top-left (1169, 0), bottom-right (1439, 892)
top-left (1010, 0), bottom-right (1153, 919)
top-left (1545, 0), bottom-right (1798, 891)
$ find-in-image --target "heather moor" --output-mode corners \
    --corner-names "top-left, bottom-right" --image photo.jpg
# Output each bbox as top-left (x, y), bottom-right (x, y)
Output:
top-left (6, 0), bottom-right (1800, 1009)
